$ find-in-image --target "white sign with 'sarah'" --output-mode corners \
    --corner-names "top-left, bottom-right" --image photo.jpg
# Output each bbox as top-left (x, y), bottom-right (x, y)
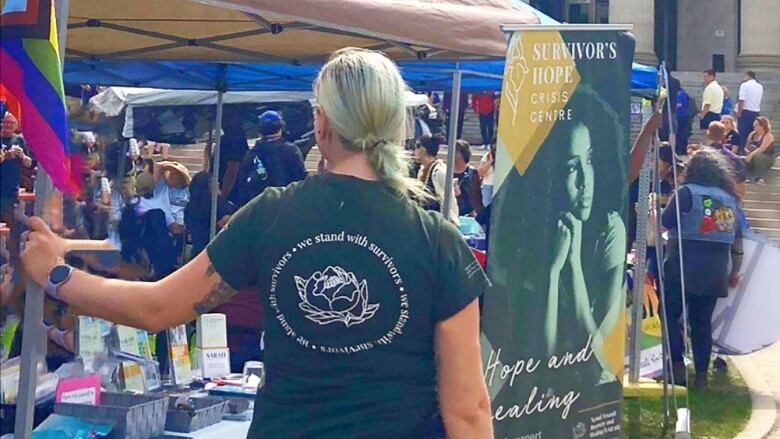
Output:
top-left (198, 347), bottom-right (231, 379)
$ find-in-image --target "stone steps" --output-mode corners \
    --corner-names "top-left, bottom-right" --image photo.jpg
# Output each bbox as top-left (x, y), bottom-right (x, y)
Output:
top-left (744, 156), bottom-right (780, 242)
top-left (744, 199), bottom-right (780, 210)
top-left (746, 217), bottom-right (780, 230)
top-left (752, 227), bottom-right (780, 241)
top-left (743, 208), bottom-right (780, 220)
top-left (745, 191), bottom-right (780, 203)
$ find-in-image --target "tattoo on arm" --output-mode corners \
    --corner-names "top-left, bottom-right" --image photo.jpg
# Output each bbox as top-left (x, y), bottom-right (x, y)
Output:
top-left (193, 263), bottom-right (238, 315)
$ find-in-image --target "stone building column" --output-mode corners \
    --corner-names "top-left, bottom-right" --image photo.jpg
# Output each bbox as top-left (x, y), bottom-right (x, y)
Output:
top-left (738, 0), bottom-right (780, 71)
top-left (609, 0), bottom-right (656, 65)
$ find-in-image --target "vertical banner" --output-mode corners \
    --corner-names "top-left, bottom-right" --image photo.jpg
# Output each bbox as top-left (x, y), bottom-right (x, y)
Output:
top-left (482, 27), bottom-right (635, 439)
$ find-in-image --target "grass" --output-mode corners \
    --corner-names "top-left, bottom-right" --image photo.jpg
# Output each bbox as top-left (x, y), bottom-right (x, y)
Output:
top-left (622, 361), bottom-right (752, 438)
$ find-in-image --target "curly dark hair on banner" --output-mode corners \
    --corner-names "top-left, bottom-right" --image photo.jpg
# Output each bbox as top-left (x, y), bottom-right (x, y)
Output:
top-left (683, 148), bottom-right (740, 199)
top-left (501, 84), bottom-right (626, 269)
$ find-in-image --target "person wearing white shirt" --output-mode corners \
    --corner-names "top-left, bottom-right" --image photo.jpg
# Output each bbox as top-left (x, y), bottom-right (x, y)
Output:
top-left (699, 69), bottom-right (724, 130)
top-left (478, 144), bottom-right (496, 206)
top-left (737, 71), bottom-right (764, 150)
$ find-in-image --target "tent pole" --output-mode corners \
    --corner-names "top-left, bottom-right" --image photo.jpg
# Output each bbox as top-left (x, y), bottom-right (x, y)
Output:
top-left (628, 144), bottom-right (653, 384)
top-left (15, 0), bottom-right (70, 436)
top-left (209, 90), bottom-right (225, 239)
top-left (443, 64), bottom-right (462, 219)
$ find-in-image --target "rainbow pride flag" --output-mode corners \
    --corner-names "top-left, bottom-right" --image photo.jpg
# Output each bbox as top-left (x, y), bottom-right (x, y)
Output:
top-left (1, 0), bottom-right (80, 193)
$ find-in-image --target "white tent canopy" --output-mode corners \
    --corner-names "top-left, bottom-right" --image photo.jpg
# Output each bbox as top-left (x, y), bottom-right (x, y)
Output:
top-left (90, 87), bottom-right (432, 116)
top-left (89, 87), bottom-right (431, 137)
top-left (89, 87), bottom-right (314, 138)
top-left (90, 87), bottom-right (315, 117)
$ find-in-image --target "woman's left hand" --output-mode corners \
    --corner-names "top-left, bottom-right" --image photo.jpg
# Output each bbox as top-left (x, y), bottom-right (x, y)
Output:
top-left (20, 217), bottom-right (67, 286)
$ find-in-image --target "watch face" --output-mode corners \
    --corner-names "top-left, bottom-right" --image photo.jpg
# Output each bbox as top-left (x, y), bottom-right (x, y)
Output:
top-left (50, 265), bottom-right (71, 284)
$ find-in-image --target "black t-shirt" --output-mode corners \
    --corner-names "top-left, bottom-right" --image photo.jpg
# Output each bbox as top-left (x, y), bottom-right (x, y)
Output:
top-left (1, 134), bottom-right (31, 205)
top-left (276, 139), bottom-right (308, 184)
top-left (725, 130), bottom-right (742, 152)
top-left (207, 173), bottom-right (489, 438)
top-left (454, 166), bottom-right (481, 216)
top-left (212, 124), bottom-right (249, 186)
top-left (662, 186), bottom-right (742, 297)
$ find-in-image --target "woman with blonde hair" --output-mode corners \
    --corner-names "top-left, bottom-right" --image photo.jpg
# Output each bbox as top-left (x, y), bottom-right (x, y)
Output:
top-left (745, 116), bottom-right (776, 184)
top-left (720, 115), bottom-right (742, 154)
top-left (21, 48), bottom-right (493, 438)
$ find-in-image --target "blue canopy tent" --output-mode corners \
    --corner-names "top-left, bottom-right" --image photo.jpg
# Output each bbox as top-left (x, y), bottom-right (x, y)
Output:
top-left (62, 0), bottom-right (657, 237)
top-left (65, 59), bottom-right (657, 93)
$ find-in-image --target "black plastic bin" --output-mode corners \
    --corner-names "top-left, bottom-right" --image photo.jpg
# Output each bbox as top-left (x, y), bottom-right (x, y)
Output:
top-left (164, 397), bottom-right (227, 432)
top-left (55, 392), bottom-right (167, 439)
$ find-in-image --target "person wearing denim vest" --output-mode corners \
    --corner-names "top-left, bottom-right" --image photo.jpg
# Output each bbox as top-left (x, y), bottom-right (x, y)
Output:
top-left (662, 149), bottom-right (743, 389)
top-left (670, 183), bottom-right (738, 244)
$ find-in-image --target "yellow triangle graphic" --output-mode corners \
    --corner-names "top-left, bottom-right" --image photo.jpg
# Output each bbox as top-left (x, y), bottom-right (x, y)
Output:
top-left (498, 31), bottom-right (581, 175)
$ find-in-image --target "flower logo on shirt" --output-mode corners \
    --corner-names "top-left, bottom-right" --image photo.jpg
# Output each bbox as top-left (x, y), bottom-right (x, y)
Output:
top-left (295, 266), bottom-right (380, 327)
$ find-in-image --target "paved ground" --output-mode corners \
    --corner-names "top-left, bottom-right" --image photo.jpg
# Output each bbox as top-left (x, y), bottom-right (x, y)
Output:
top-left (734, 340), bottom-right (780, 438)
top-left (750, 342), bottom-right (780, 438)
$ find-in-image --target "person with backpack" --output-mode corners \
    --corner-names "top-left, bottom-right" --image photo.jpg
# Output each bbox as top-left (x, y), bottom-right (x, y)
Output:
top-left (677, 87), bottom-right (697, 155)
top-left (415, 133), bottom-right (459, 223)
top-left (233, 111), bottom-right (306, 206)
top-left (21, 48), bottom-right (493, 438)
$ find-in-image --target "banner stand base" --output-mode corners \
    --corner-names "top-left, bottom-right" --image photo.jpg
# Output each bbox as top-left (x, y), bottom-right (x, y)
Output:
top-left (622, 377), bottom-right (688, 398)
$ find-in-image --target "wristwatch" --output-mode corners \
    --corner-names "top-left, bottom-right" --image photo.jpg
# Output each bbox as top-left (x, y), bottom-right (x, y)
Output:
top-left (45, 264), bottom-right (74, 301)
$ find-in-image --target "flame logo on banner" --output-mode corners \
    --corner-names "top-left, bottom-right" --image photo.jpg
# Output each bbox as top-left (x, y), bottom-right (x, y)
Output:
top-left (496, 31), bottom-right (581, 183)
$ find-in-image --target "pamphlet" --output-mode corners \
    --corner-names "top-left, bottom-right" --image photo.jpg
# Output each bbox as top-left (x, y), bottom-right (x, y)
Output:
top-left (136, 329), bottom-right (153, 359)
top-left (116, 325), bottom-right (140, 355)
top-left (77, 317), bottom-right (104, 372)
top-left (197, 314), bottom-right (228, 349)
top-left (141, 362), bottom-right (162, 391)
top-left (168, 325), bottom-right (193, 385)
top-left (121, 361), bottom-right (146, 392)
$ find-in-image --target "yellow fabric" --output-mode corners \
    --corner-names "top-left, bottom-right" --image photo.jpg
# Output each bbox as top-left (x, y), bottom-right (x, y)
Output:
top-left (603, 308), bottom-right (626, 379)
top-left (497, 31), bottom-right (580, 176)
top-left (702, 81), bottom-right (724, 114)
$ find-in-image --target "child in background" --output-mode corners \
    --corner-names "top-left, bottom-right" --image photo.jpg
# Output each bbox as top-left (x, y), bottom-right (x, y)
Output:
top-left (133, 171), bottom-right (178, 278)
top-left (153, 160), bottom-right (191, 229)
top-left (155, 161), bottom-right (190, 261)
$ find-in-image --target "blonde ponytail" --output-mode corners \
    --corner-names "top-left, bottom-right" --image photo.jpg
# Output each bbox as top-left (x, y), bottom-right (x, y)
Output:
top-left (315, 48), bottom-right (428, 199)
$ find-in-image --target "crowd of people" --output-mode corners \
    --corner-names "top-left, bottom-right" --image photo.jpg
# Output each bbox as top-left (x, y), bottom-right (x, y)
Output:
top-left (17, 48), bottom-right (495, 437)
top-left (0, 81), bottom-right (501, 372)
top-left (0, 51), bottom-right (775, 435)
top-left (0, 103), bottom-right (312, 366)
top-left (629, 69), bottom-right (775, 388)
top-left (676, 70), bottom-right (775, 183)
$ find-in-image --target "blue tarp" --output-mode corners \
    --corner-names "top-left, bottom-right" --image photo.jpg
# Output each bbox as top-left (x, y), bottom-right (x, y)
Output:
top-left (64, 59), bottom-right (656, 92)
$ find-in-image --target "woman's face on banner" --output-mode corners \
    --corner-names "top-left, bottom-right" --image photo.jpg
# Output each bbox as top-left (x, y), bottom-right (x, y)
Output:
top-left (562, 123), bottom-right (594, 221)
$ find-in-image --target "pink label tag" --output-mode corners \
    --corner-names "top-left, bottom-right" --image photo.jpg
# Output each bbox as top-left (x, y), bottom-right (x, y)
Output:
top-left (55, 374), bottom-right (101, 405)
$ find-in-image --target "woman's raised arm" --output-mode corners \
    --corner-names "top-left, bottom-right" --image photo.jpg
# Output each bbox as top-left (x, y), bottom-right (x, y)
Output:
top-left (21, 217), bottom-right (237, 332)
